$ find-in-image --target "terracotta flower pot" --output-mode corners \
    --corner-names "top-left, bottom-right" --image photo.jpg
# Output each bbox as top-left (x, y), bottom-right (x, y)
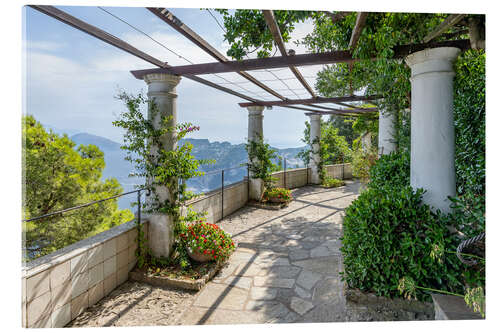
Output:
top-left (187, 247), bottom-right (213, 262)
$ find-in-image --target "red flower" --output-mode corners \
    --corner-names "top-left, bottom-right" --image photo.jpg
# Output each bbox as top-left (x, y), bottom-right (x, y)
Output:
top-left (204, 239), bottom-right (207, 243)
top-left (214, 255), bottom-right (217, 259)
top-left (203, 250), bottom-right (207, 254)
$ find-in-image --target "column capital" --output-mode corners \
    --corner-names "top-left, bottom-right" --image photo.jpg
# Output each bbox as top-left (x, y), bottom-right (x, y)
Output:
top-left (246, 105), bottom-right (265, 113)
top-left (405, 47), bottom-right (461, 77)
top-left (143, 73), bottom-right (181, 86)
top-left (305, 113), bottom-right (321, 120)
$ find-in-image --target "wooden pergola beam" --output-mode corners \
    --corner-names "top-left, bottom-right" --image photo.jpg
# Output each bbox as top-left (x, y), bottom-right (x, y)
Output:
top-left (306, 103), bottom-right (377, 113)
top-left (262, 10), bottom-right (316, 98)
top-left (148, 7), bottom-right (286, 101)
top-left (423, 14), bottom-right (467, 43)
top-left (29, 5), bottom-right (260, 103)
top-left (349, 12), bottom-right (368, 49)
top-left (131, 39), bottom-right (470, 78)
top-left (239, 95), bottom-right (382, 107)
top-left (30, 5), bottom-right (167, 68)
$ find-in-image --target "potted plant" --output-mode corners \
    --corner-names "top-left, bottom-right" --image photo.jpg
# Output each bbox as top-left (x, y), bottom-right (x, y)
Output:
top-left (180, 221), bottom-right (235, 263)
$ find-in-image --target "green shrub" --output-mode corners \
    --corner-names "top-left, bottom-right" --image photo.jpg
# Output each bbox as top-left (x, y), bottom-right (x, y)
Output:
top-left (340, 185), bottom-right (463, 300)
top-left (454, 49), bottom-right (485, 198)
top-left (368, 151), bottom-right (410, 189)
top-left (322, 176), bottom-right (345, 188)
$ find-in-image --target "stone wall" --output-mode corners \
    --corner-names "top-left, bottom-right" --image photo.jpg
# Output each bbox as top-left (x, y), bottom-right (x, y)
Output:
top-left (187, 163), bottom-right (352, 223)
top-left (185, 180), bottom-right (249, 223)
top-left (22, 219), bottom-right (148, 328)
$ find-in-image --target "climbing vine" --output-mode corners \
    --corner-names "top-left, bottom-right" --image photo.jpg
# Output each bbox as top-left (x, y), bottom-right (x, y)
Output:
top-left (245, 134), bottom-right (280, 200)
top-left (113, 91), bottom-right (214, 268)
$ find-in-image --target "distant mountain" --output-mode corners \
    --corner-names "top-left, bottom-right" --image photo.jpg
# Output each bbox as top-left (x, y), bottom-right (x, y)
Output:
top-left (65, 131), bottom-right (306, 209)
top-left (71, 133), bottom-right (121, 151)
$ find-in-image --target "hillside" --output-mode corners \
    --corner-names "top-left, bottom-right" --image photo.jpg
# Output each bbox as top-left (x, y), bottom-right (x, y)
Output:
top-left (68, 132), bottom-right (306, 209)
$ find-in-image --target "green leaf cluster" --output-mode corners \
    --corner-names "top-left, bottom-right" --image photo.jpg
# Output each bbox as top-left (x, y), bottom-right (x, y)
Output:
top-left (23, 115), bottom-right (134, 260)
top-left (341, 185), bottom-right (463, 300)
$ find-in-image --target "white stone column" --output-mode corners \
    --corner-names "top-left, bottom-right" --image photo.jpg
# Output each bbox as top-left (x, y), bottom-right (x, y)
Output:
top-left (247, 106), bottom-right (265, 200)
top-left (378, 110), bottom-right (396, 155)
top-left (405, 47), bottom-right (460, 213)
top-left (361, 132), bottom-right (372, 153)
top-left (307, 113), bottom-right (322, 184)
top-left (144, 73), bottom-right (181, 258)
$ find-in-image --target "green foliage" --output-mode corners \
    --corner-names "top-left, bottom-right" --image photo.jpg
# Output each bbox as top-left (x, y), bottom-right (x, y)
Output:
top-left (368, 151), bottom-right (410, 189)
top-left (454, 50), bottom-right (485, 197)
top-left (23, 115), bottom-right (133, 260)
top-left (245, 134), bottom-right (280, 194)
top-left (322, 176), bottom-right (345, 188)
top-left (297, 119), bottom-right (352, 168)
top-left (263, 187), bottom-right (292, 202)
top-left (113, 91), bottom-right (215, 268)
top-left (341, 185), bottom-right (463, 300)
top-left (213, 9), bottom-right (315, 60)
top-left (351, 145), bottom-right (378, 181)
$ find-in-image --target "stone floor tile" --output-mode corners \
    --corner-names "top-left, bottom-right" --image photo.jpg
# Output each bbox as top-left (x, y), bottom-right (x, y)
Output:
top-left (296, 269), bottom-right (322, 290)
top-left (250, 287), bottom-right (278, 301)
top-left (192, 283), bottom-right (248, 310)
top-left (290, 297), bottom-right (315, 315)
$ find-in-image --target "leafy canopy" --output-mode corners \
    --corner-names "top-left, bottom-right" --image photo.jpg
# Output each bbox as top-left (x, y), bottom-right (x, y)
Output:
top-left (23, 115), bottom-right (133, 260)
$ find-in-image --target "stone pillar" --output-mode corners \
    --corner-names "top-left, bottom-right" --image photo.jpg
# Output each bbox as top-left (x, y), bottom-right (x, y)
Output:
top-left (307, 113), bottom-right (322, 184)
top-left (378, 110), bottom-right (396, 155)
top-left (144, 73), bottom-right (181, 258)
top-left (247, 106), bottom-right (265, 200)
top-left (405, 47), bottom-right (460, 213)
top-left (361, 132), bottom-right (372, 153)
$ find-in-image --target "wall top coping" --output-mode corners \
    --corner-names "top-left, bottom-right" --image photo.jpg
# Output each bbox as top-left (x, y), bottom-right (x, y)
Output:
top-left (22, 218), bottom-right (148, 279)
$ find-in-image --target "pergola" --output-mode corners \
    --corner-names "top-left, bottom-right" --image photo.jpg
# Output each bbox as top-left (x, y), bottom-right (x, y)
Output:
top-left (29, 5), bottom-right (476, 257)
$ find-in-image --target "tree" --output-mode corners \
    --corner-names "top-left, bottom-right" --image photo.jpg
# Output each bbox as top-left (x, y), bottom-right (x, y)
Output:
top-left (23, 115), bottom-right (134, 260)
top-left (297, 118), bottom-right (351, 167)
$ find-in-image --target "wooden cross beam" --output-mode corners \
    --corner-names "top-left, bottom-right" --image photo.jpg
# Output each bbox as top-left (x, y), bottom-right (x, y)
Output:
top-left (131, 39), bottom-right (471, 78)
top-left (349, 12), bottom-right (368, 49)
top-left (423, 14), bottom-right (467, 43)
top-left (29, 5), bottom-right (260, 103)
top-left (239, 95), bottom-right (382, 107)
top-left (262, 10), bottom-right (316, 97)
top-left (148, 7), bottom-right (287, 100)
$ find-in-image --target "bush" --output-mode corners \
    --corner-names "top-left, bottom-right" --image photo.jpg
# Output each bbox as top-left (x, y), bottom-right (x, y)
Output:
top-left (180, 221), bottom-right (235, 263)
top-left (341, 185), bottom-right (463, 300)
top-left (368, 151), bottom-right (410, 189)
top-left (322, 176), bottom-right (345, 188)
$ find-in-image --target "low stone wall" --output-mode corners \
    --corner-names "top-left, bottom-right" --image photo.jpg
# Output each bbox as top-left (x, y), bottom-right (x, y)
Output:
top-left (324, 163), bottom-right (352, 180)
top-left (187, 163), bottom-right (353, 222)
top-left (185, 180), bottom-right (249, 223)
top-left (22, 219), bottom-right (148, 328)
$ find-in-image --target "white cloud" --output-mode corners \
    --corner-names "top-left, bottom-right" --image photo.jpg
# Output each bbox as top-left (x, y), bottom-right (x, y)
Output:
top-left (25, 19), bottom-right (316, 148)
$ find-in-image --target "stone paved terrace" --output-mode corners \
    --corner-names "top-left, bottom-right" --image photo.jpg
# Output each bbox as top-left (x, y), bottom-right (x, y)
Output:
top-left (69, 181), bottom-right (431, 326)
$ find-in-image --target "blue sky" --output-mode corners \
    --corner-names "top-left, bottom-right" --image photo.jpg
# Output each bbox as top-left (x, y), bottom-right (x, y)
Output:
top-left (23, 5), bottom-right (323, 148)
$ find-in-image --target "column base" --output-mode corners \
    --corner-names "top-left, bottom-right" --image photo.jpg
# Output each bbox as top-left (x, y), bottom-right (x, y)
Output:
top-left (148, 214), bottom-right (174, 258)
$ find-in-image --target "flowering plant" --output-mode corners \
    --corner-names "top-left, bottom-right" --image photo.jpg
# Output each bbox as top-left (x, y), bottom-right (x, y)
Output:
top-left (263, 187), bottom-right (292, 202)
top-left (180, 221), bottom-right (235, 262)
